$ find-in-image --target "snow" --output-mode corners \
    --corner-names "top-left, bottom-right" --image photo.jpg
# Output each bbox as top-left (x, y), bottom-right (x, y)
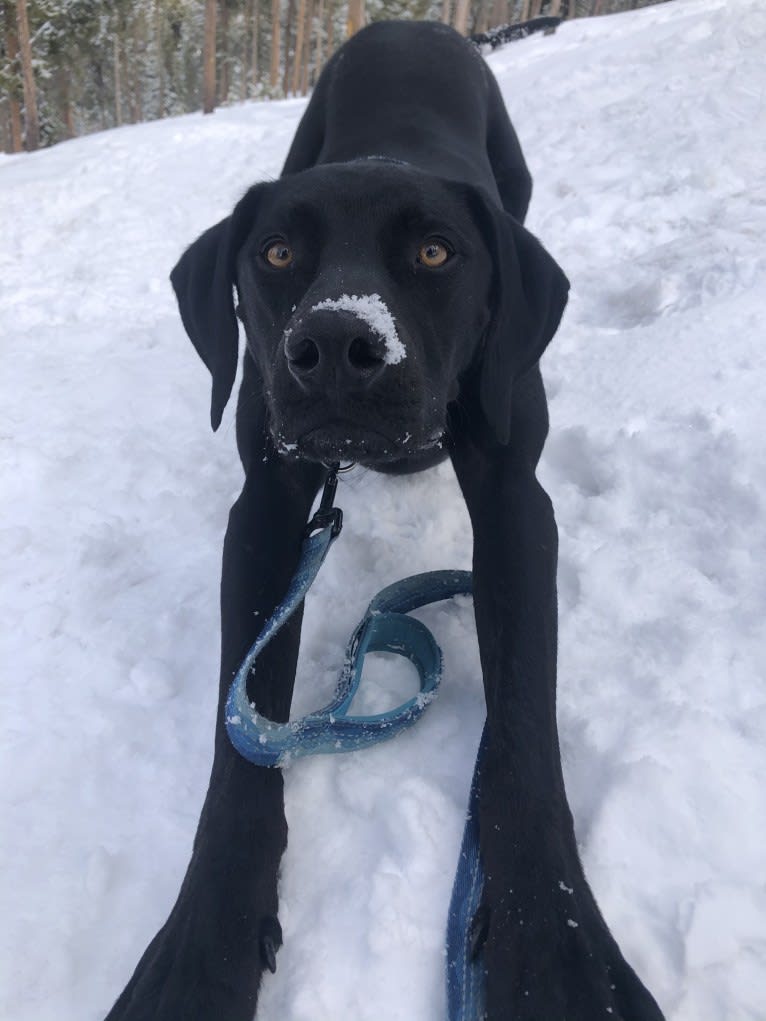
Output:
top-left (311, 292), bottom-right (406, 364)
top-left (1, 1), bottom-right (765, 1019)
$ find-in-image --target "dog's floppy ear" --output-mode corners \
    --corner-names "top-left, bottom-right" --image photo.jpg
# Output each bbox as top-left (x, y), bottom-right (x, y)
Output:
top-left (170, 185), bottom-right (263, 430)
top-left (470, 189), bottom-right (569, 445)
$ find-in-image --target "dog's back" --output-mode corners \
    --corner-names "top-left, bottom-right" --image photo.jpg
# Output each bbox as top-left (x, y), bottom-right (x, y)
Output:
top-left (283, 22), bottom-right (503, 200)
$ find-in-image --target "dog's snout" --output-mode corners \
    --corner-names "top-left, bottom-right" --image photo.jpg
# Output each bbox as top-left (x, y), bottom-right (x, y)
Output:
top-left (285, 311), bottom-right (387, 391)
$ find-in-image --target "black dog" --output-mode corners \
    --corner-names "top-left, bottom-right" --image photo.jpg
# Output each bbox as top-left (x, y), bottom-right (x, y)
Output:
top-left (105, 21), bottom-right (665, 1021)
top-left (472, 16), bottom-right (563, 51)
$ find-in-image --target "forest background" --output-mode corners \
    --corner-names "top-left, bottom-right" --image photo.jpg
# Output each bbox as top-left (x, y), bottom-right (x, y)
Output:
top-left (1, 0), bottom-right (670, 154)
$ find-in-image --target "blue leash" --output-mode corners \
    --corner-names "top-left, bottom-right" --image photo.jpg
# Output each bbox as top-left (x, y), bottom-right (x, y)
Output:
top-left (225, 465), bottom-right (487, 1020)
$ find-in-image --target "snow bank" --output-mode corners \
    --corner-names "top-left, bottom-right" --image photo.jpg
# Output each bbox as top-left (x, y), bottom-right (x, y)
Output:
top-left (1, 2), bottom-right (764, 1019)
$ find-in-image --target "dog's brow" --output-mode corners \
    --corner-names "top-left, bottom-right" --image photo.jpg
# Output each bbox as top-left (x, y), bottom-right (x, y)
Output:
top-left (392, 197), bottom-right (461, 229)
top-left (285, 199), bottom-right (321, 223)
top-left (264, 198), bottom-right (324, 235)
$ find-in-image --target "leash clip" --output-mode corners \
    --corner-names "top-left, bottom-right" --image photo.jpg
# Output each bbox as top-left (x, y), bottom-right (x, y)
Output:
top-left (305, 506), bottom-right (343, 539)
top-left (304, 462), bottom-right (351, 539)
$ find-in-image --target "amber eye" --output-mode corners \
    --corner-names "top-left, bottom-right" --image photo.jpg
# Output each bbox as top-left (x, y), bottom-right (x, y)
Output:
top-left (418, 240), bottom-right (451, 268)
top-left (264, 240), bottom-right (293, 269)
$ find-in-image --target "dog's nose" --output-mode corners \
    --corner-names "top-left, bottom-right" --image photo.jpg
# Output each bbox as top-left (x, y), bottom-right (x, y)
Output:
top-left (285, 311), bottom-right (387, 391)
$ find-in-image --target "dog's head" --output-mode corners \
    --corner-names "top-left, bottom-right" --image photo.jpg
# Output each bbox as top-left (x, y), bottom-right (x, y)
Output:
top-left (171, 161), bottom-right (568, 464)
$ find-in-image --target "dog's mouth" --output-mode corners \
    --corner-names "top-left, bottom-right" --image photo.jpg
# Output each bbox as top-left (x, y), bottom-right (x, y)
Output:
top-left (275, 420), bottom-right (443, 466)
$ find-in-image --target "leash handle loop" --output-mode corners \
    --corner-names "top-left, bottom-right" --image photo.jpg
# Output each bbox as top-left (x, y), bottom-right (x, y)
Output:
top-left (225, 517), bottom-right (471, 766)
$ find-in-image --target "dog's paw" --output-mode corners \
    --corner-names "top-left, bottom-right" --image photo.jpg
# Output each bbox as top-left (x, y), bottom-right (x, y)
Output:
top-left (104, 910), bottom-right (281, 1021)
top-left (479, 874), bottom-right (665, 1021)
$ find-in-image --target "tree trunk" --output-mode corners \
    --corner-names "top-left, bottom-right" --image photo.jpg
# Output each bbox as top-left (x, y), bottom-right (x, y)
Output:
top-left (529, 0), bottom-right (543, 18)
top-left (441, 0), bottom-right (452, 25)
top-left (291, 0), bottom-right (307, 94)
top-left (58, 66), bottom-right (74, 137)
top-left (568, 0), bottom-right (576, 17)
top-left (15, 0), bottom-right (38, 150)
top-left (219, 0), bottom-right (229, 103)
top-left (203, 0), bottom-right (217, 114)
top-left (122, 34), bottom-right (140, 123)
top-left (548, 0), bottom-right (562, 16)
top-left (282, 0), bottom-right (294, 95)
top-left (326, 0), bottom-right (335, 58)
top-left (299, 0), bottom-right (310, 94)
top-left (7, 84), bottom-right (22, 155)
top-left (3, 4), bottom-right (23, 152)
top-left (347, 0), bottom-right (364, 37)
top-left (593, 0), bottom-right (605, 14)
top-left (250, 0), bottom-right (260, 94)
top-left (453, 0), bottom-right (471, 35)
top-left (156, 0), bottom-right (165, 116)
top-left (314, 0), bottom-right (324, 82)
top-left (270, 0), bottom-right (281, 90)
top-left (113, 35), bottom-right (122, 125)
top-left (131, 42), bottom-right (143, 122)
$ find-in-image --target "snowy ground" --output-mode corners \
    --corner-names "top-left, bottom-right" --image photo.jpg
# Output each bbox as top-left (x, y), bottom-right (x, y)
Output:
top-left (1, 1), bottom-right (765, 1018)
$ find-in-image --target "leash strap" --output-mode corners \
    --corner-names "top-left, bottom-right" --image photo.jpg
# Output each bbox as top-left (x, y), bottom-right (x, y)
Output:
top-left (225, 468), bottom-right (485, 1019)
top-left (446, 724), bottom-right (488, 1021)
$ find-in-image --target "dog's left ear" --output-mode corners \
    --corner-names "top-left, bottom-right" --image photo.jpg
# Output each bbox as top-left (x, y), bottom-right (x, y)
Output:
top-left (470, 189), bottom-right (570, 445)
top-left (170, 185), bottom-right (263, 430)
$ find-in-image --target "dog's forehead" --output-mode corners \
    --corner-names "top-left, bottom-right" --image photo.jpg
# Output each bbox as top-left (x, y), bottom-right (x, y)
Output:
top-left (258, 163), bottom-right (469, 231)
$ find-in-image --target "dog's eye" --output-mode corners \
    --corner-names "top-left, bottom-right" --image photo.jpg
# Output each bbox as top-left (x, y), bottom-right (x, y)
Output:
top-left (263, 240), bottom-right (294, 269)
top-left (418, 240), bottom-right (451, 268)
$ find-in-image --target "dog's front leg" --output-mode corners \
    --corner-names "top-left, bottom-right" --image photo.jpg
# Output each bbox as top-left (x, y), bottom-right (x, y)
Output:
top-left (105, 444), bottom-right (322, 1021)
top-left (448, 389), bottom-right (665, 1021)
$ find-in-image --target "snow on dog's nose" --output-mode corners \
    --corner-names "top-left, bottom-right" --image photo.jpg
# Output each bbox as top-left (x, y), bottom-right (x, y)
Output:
top-left (284, 294), bottom-right (405, 393)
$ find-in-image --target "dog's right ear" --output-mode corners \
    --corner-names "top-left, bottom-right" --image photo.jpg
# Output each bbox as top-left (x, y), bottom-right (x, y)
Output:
top-left (170, 186), bottom-right (263, 430)
top-left (462, 186), bottom-right (569, 446)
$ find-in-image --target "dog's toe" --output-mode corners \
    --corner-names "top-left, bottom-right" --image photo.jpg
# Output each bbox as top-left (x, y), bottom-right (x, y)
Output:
top-left (259, 916), bottom-right (282, 974)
